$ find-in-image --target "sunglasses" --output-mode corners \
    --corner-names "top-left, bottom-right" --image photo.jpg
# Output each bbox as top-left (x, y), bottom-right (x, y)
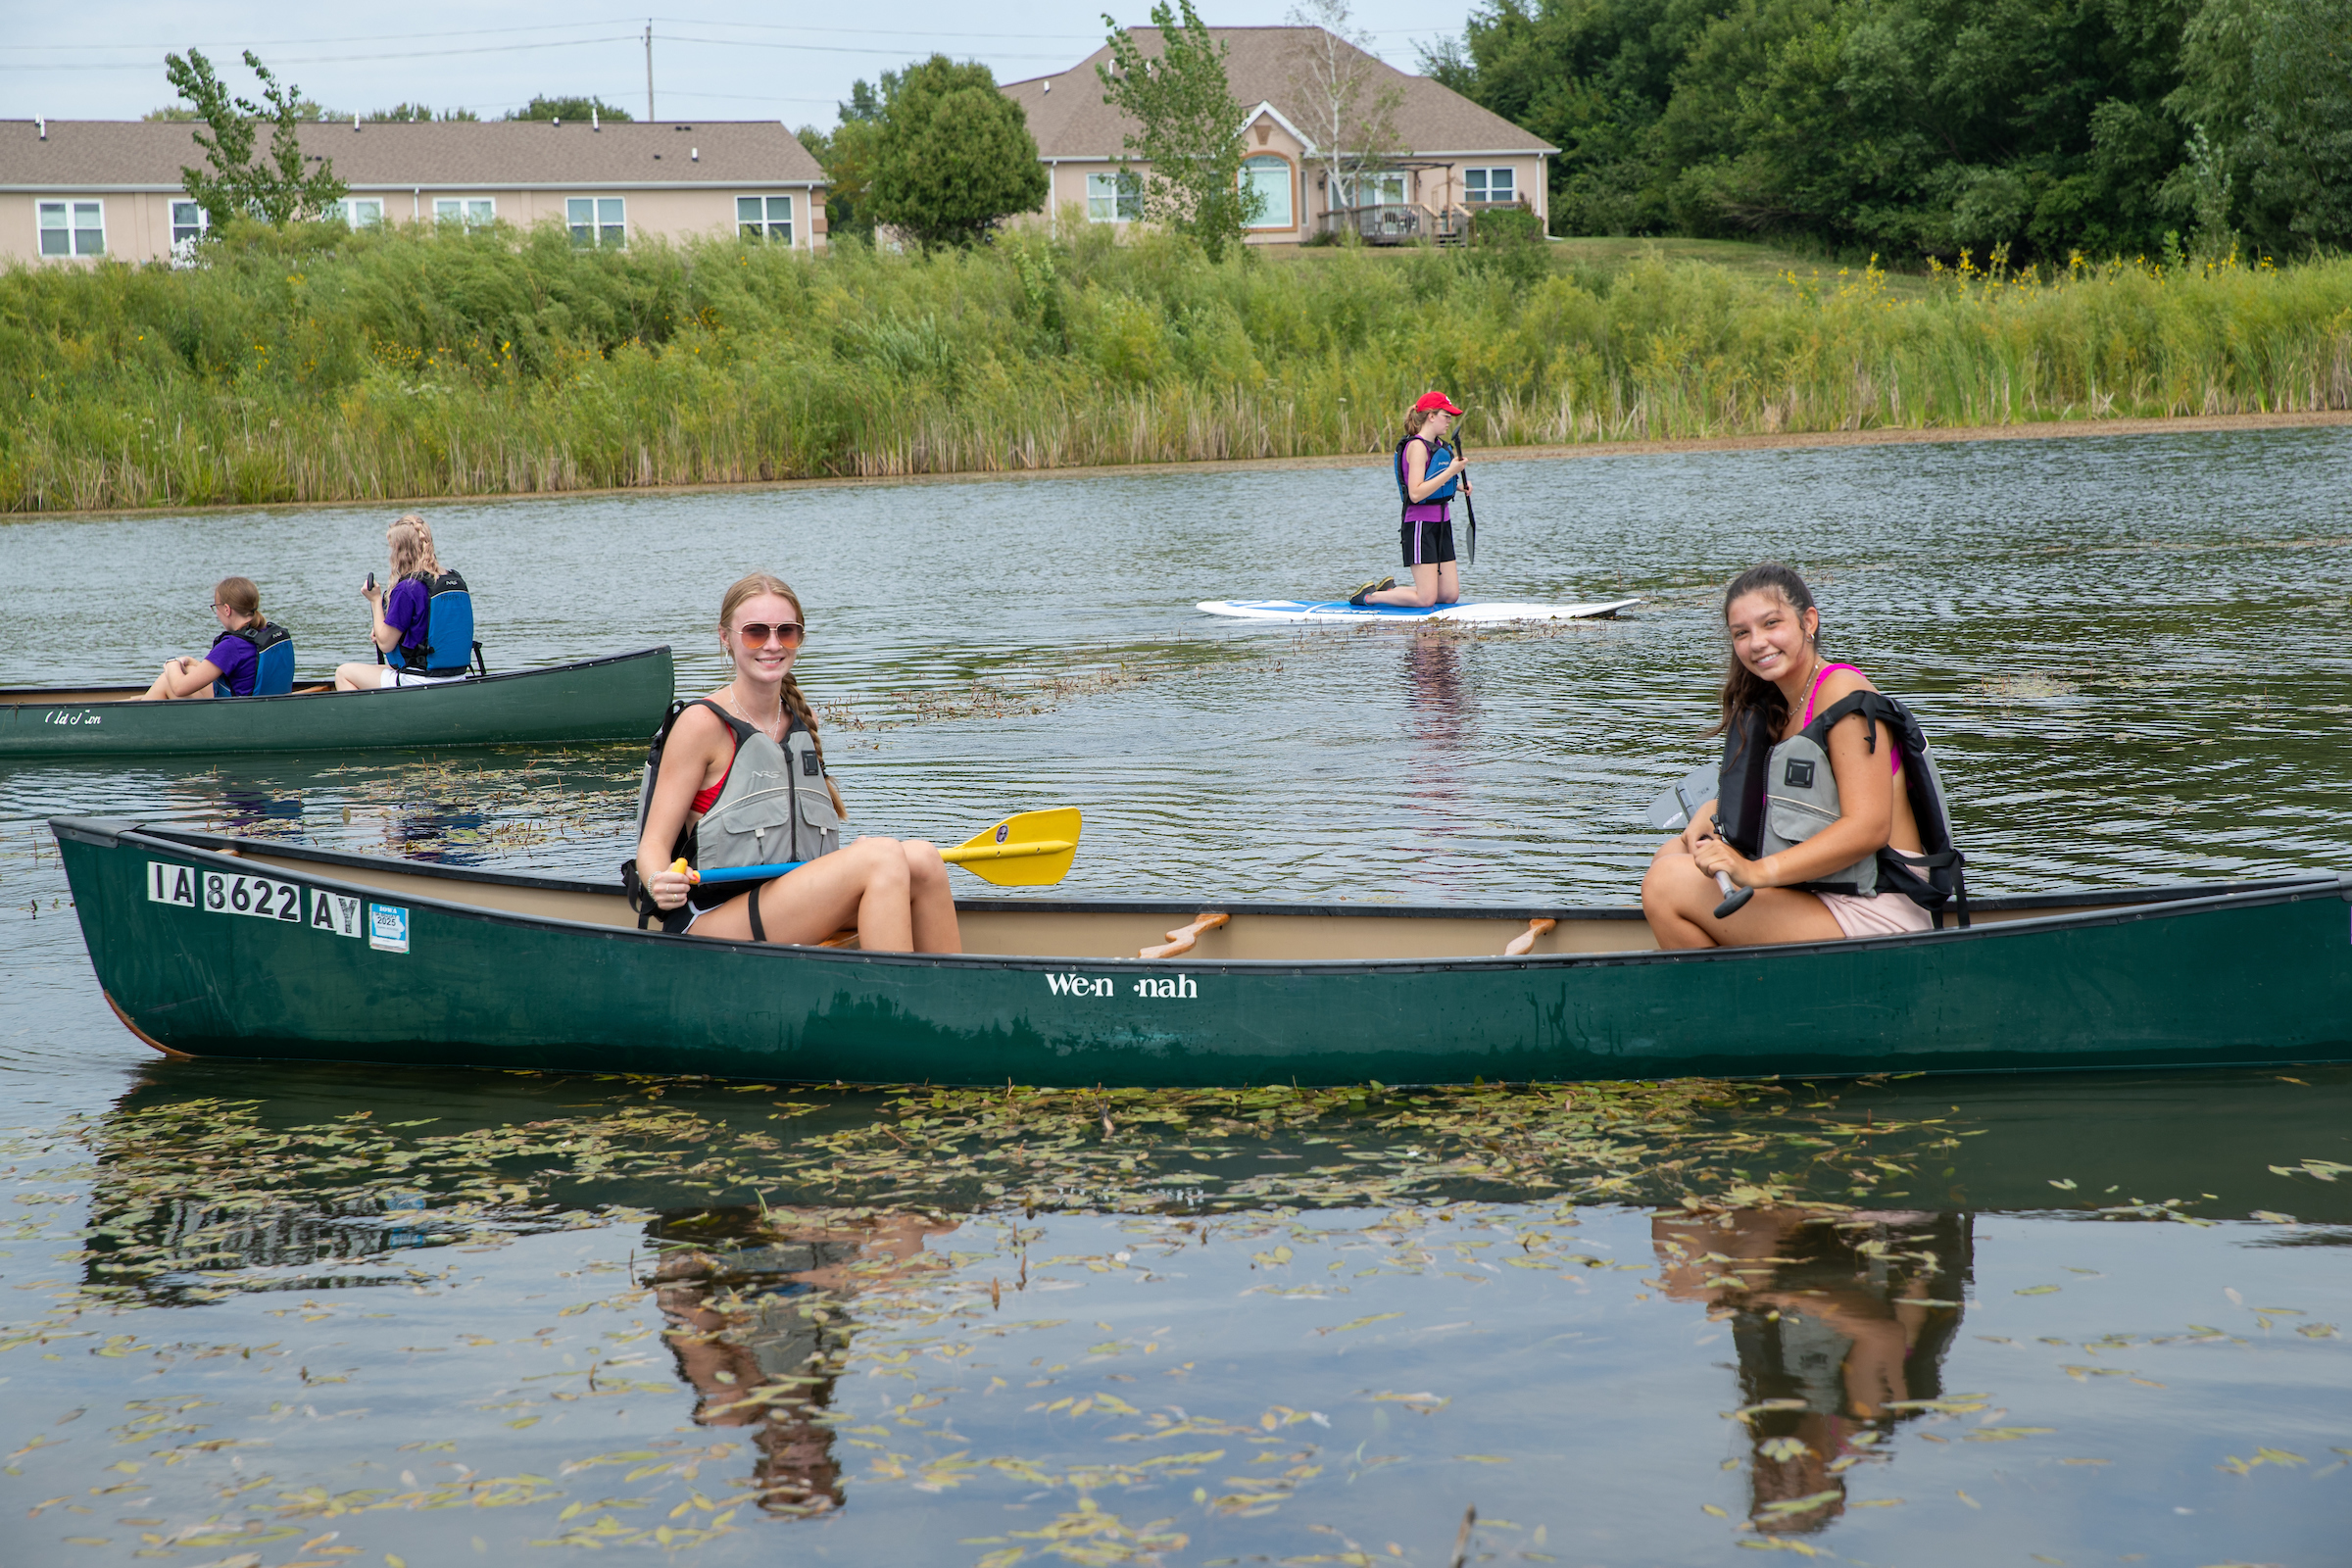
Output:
top-left (733, 622), bottom-right (805, 648)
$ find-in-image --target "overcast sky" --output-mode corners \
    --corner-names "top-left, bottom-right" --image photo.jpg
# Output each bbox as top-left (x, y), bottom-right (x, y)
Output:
top-left (2, 1), bottom-right (1470, 126)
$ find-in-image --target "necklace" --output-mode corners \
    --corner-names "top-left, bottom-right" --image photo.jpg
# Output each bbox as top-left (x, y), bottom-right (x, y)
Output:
top-left (723, 682), bottom-right (786, 743)
top-left (1786, 650), bottom-right (1822, 735)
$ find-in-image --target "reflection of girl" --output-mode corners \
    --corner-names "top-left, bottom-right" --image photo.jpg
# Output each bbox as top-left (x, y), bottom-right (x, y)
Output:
top-left (1643, 564), bottom-right (1958, 948)
top-left (139, 577), bottom-right (284, 701)
top-left (334, 514), bottom-right (471, 690)
top-left (1352, 391), bottom-right (1472, 608)
top-left (632, 572), bottom-right (960, 952)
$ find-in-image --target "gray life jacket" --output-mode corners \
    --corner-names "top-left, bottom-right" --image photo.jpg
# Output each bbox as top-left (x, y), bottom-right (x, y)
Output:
top-left (634, 698), bottom-right (841, 897)
top-left (1725, 688), bottom-right (1968, 923)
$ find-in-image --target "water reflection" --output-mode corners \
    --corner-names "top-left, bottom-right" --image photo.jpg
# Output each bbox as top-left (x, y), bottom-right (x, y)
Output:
top-left (1655, 1206), bottom-right (1970, 1535)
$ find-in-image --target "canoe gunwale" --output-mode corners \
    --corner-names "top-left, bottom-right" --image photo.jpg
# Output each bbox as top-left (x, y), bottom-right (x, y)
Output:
top-left (67, 816), bottom-right (2352, 978)
top-left (0, 646), bottom-right (669, 708)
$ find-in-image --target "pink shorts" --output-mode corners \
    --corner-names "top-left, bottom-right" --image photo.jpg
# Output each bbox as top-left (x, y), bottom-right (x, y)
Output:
top-left (1815, 888), bottom-right (1935, 938)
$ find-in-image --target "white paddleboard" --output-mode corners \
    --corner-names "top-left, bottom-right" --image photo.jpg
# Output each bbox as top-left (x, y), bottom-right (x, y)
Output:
top-left (1198, 596), bottom-right (1642, 624)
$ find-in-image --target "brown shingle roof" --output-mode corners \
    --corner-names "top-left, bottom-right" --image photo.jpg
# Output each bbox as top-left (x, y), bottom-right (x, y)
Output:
top-left (0, 119), bottom-right (824, 190)
top-left (1003, 26), bottom-right (1554, 161)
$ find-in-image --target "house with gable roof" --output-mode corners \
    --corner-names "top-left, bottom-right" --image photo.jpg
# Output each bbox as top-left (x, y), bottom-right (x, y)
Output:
top-left (0, 117), bottom-right (828, 267)
top-left (1001, 25), bottom-right (1556, 246)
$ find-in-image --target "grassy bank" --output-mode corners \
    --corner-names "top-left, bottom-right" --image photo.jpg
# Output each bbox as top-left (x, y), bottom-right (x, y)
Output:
top-left (5, 222), bottom-right (2350, 514)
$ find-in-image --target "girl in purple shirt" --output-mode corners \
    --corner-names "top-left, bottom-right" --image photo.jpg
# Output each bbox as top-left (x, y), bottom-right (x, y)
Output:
top-left (140, 577), bottom-right (276, 700)
top-left (334, 514), bottom-right (470, 690)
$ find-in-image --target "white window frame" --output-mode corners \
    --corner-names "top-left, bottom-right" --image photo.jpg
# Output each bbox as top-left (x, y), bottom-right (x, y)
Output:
top-left (170, 200), bottom-right (210, 259)
top-left (37, 199), bottom-right (105, 258)
top-left (433, 197), bottom-right (496, 227)
top-left (325, 197), bottom-right (386, 228)
top-left (1341, 170), bottom-right (1408, 209)
top-left (1463, 167), bottom-right (1516, 205)
top-left (566, 196), bottom-right (626, 248)
top-left (736, 194), bottom-right (794, 243)
top-left (1086, 172), bottom-right (1141, 222)
top-left (1241, 155), bottom-right (1294, 230)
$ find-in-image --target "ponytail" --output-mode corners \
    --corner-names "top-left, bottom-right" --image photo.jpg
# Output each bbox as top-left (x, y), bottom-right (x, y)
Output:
top-left (1711, 563), bottom-right (1818, 737)
top-left (215, 575), bottom-right (266, 628)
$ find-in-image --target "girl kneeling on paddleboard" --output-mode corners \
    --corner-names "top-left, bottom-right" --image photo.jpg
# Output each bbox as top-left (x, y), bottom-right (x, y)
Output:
top-left (1351, 391), bottom-right (1472, 608)
top-left (629, 572), bottom-right (961, 953)
top-left (1642, 563), bottom-right (1963, 949)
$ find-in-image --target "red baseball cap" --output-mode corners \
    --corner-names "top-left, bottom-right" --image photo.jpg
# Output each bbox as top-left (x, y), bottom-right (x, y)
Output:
top-left (1413, 390), bottom-right (1465, 415)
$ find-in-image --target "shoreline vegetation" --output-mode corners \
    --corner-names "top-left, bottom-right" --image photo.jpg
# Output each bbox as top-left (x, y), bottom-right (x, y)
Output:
top-left (6, 222), bottom-right (2352, 515)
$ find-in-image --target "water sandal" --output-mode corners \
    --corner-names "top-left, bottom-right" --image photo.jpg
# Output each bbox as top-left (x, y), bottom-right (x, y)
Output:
top-left (1347, 575), bottom-right (1396, 607)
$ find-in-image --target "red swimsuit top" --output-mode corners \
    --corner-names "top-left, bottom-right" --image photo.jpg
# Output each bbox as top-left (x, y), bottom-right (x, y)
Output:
top-left (688, 732), bottom-right (740, 815)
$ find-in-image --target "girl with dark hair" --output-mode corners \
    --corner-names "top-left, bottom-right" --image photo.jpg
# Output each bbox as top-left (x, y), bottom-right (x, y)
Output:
top-left (139, 577), bottom-right (292, 701)
top-left (1350, 391), bottom-right (1472, 608)
top-left (1641, 563), bottom-right (1961, 949)
top-left (630, 572), bottom-right (960, 954)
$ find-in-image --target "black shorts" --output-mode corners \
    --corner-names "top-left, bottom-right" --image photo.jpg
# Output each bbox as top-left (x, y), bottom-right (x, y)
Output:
top-left (1401, 516), bottom-right (1456, 567)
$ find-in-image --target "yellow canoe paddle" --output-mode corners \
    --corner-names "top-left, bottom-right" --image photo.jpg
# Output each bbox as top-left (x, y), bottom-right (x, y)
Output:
top-left (673, 807), bottom-right (1082, 889)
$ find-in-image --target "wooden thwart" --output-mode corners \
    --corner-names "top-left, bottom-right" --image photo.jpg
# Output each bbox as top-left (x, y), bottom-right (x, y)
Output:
top-left (1141, 911), bottom-right (1228, 960)
top-left (1504, 917), bottom-right (1556, 956)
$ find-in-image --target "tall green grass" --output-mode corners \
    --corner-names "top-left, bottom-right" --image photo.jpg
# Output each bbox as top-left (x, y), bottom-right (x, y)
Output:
top-left (4, 223), bottom-right (2349, 513)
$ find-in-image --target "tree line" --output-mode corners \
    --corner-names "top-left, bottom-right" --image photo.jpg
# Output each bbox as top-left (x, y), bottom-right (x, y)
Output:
top-left (1423, 0), bottom-right (2352, 261)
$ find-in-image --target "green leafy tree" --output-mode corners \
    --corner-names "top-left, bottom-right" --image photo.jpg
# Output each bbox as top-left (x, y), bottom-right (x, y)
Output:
top-left (504, 95), bottom-right (632, 122)
top-left (2170, 0), bottom-right (2352, 255)
top-left (163, 48), bottom-right (349, 230)
top-left (368, 104), bottom-right (482, 122)
top-left (798, 74), bottom-right (898, 241)
top-left (867, 56), bottom-right (1048, 248)
top-left (1100, 0), bottom-right (1262, 260)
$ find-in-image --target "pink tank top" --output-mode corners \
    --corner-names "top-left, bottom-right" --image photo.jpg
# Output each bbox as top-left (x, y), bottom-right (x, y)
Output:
top-left (1803, 663), bottom-right (1901, 775)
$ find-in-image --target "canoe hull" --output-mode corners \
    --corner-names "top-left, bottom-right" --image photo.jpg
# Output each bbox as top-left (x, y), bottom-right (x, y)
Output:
top-left (53, 819), bottom-right (2352, 1086)
top-left (0, 648), bottom-right (672, 758)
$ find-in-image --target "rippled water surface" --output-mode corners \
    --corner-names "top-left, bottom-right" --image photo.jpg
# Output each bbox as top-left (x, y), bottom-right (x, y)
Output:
top-left (2, 427), bottom-right (2348, 1566)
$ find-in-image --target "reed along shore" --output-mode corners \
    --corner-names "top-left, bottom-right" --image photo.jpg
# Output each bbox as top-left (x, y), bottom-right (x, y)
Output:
top-left (5, 222), bottom-right (2350, 514)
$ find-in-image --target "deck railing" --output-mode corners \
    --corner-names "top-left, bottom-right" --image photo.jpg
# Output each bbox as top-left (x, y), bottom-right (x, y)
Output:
top-left (1318, 203), bottom-right (1470, 245)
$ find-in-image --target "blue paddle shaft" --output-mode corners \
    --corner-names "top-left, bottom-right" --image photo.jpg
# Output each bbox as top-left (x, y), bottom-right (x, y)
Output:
top-left (695, 862), bottom-right (805, 884)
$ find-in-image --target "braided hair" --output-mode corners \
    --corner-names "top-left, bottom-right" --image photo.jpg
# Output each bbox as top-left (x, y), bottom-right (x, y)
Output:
top-left (716, 571), bottom-right (822, 769)
top-left (1712, 562), bottom-right (1818, 738)
top-left (387, 513), bottom-right (443, 579)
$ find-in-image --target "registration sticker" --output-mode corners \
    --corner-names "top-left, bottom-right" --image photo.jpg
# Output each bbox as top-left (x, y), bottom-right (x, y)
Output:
top-left (368, 903), bottom-right (411, 954)
top-left (200, 868), bottom-right (304, 923)
top-left (147, 861), bottom-right (197, 907)
top-left (310, 889), bottom-right (364, 939)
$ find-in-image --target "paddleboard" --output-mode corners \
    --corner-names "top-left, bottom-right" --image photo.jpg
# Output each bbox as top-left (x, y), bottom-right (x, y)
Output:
top-left (1198, 597), bottom-right (1642, 624)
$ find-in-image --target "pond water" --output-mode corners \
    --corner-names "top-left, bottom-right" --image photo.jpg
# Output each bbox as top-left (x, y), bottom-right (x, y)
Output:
top-left (3, 426), bottom-right (2349, 1565)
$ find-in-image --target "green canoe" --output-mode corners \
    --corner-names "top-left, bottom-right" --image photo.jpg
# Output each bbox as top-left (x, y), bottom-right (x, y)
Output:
top-left (54, 817), bottom-right (2352, 1085)
top-left (1, 647), bottom-right (673, 758)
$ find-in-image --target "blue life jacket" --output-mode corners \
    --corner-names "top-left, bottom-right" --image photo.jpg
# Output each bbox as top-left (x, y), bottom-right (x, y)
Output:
top-left (1395, 434), bottom-right (1459, 509)
top-left (212, 621), bottom-right (296, 699)
top-left (396, 569), bottom-right (479, 676)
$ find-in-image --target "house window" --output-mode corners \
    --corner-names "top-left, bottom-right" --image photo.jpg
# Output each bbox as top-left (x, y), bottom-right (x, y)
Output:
top-left (433, 198), bottom-right (495, 226)
top-left (37, 200), bottom-right (104, 258)
top-left (1463, 168), bottom-right (1516, 205)
top-left (737, 195), bottom-right (793, 242)
top-left (325, 197), bottom-right (385, 228)
top-left (171, 201), bottom-right (209, 247)
top-left (1086, 172), bottom-right (1141, 222)
top-left (1342, 171), bottom-right (1407, 209)
top-left (1241, 156), bottom-right (1293, 228)
top-left (566, 197), bottom-right (626, 247)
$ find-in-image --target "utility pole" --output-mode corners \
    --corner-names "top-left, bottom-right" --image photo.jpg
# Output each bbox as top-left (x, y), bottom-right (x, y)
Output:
top-left (644, 22), bottom-right (656, 122)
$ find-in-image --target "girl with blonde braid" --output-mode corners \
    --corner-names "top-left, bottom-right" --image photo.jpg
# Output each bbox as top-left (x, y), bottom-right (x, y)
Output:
top-left (630, 572), bottom-right (960, 953)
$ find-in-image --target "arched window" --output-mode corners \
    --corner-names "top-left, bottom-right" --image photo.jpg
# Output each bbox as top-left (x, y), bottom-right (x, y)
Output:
top-left (1241, 155), bottom-right (1294, 229)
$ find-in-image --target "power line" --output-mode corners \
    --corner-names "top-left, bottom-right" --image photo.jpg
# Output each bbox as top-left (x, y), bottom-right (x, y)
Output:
top-left (0, 37), bottom-right (638, 73)
top-left (0, 22), bottom-right (644, 54)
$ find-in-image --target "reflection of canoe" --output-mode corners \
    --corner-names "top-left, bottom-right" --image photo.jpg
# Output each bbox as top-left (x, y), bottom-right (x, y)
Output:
top-left (1200, 597), bottom-right (1642, 623)
top-left (0, 647), bottom-right (673, 758)
top-left (55, 817), bottom-right (2352, 1085)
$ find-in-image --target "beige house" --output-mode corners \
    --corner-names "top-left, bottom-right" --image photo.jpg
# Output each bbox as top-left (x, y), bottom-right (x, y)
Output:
top-left (0, 118), bottom-right (827, 266)
top-left (1002, 26), bottom-right (1556, 246)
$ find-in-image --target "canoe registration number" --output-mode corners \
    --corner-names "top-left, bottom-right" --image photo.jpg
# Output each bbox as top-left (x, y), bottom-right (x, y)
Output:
top-left (148, 860), bottom-right (406, 952)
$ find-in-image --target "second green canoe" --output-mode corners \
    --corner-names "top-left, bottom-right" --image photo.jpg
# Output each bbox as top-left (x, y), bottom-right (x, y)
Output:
top-left (0, 647), bottom-right (672, 758)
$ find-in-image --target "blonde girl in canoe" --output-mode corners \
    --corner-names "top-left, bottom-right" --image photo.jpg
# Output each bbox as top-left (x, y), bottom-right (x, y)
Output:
top-left (1642, 563), bottom-right (1963, 949)
top-left (630, 572), bottom-right (961, 953)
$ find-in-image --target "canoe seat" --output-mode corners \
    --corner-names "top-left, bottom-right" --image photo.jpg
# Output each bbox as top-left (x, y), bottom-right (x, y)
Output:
top-left (1504, 917), bottom-right (1556, 956)
top-left (817, 928), bottom-right (858, 949)
top-left (1141, 911), bottom-right (1228, 960)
